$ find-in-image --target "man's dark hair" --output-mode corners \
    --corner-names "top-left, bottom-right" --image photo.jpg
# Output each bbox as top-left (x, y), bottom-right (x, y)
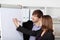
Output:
top-left (32, 10), bottom-right (43, 18)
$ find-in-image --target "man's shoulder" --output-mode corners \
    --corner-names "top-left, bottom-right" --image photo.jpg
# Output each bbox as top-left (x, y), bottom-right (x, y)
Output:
top-left (22, 20), bottom-right (33, 29)
top-left (23, 20), bottom-right (33, 24)
top-left (22, 20), bottom-right (33, 26)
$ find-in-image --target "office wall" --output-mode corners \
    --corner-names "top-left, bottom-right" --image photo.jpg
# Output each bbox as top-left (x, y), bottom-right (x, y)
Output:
top-left (0, 8), bottom-right (29, 40)
top-left (0, 0), bottom-right (60, 7)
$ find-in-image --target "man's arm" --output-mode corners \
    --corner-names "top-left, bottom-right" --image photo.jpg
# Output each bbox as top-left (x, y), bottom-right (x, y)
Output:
top-left (16, 25), bottom-right (40, 36)
top-left (13, 18), bottom-right (21, 27)
top-left (13, 18), bottom-right (40, 36)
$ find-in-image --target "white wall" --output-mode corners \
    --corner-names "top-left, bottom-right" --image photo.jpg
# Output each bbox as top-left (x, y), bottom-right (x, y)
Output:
top-left (46, 7), bottom-right (60, 18)
top-left (0, 8), bottom-right (29, 40)
top-left (0, 0), bottom-right (60, 7)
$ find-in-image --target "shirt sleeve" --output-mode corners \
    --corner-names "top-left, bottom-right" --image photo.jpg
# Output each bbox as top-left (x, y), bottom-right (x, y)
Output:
top-left (16, 25), bottom-right (40, 36)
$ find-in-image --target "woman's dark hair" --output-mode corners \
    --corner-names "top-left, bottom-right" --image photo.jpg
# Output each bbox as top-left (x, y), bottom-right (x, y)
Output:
top-left (32, 10), bottom-right (43, 18)
top-left (42, 15), bottom-right (53, 32)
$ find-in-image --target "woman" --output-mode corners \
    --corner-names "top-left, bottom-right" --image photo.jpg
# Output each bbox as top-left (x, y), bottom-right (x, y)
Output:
top-left (36, 15), bottom-right (55, 40)
top-left (13, 15), bottom-right (55, 40)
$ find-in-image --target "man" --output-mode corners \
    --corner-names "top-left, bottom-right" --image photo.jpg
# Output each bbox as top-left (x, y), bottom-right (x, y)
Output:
top-left (13, 10), bottom-right (43, 40)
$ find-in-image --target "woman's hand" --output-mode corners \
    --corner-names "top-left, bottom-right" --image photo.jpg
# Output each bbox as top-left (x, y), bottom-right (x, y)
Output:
top-left (13, 18), bottom-right (21, 28)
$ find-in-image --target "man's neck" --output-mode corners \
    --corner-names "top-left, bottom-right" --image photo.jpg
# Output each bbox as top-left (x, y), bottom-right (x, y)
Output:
top-left (34, 21), bottom-right (42, 27)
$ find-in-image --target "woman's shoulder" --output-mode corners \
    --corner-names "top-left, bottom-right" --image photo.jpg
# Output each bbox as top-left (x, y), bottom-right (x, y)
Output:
top-left (36, 30), bottom-right (55, 40)
top-left (44, 31), bottom-right (55, 40)
top-left (45, 30), bottom-right (54, 37)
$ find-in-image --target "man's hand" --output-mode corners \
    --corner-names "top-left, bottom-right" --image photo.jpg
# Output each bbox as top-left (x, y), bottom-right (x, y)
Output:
top-left (13, 18), bottom-right (21, 28)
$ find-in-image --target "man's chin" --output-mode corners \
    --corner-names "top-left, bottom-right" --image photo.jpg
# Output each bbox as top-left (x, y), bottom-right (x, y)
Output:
top-left (32, 21), bottom-right (36, 23)
top-left (31, 20), bottom-right (36, 23)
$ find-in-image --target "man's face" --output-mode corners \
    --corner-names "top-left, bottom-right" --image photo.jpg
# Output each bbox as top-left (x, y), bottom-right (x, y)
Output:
top-left (31, 15), bottom-right (40, 23)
